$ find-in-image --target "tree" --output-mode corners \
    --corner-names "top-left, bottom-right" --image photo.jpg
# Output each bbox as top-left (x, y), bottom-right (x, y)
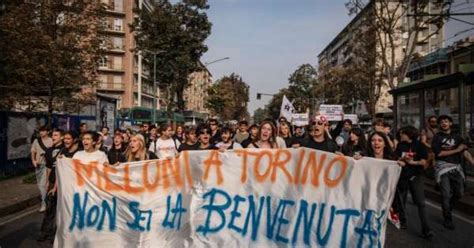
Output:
top-left (0, 0), bottom-right (105, 123)
top-left (346, 0), bottom-right (449, 89)
top-left (133, 0), bottom-right (212, 111)
top-left (205, 73), bottom-right (249, 121)
top-left (253, 107), bottom-right (268, 124)
top-left (264, 64), bottom-right (319, 120)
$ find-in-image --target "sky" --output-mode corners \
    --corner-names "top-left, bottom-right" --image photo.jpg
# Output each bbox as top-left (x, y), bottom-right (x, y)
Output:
top-left (200, 0), bottom-right (474, 115)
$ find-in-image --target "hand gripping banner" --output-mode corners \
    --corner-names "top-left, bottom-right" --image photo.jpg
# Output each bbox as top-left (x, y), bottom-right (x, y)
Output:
top-left (55, 148), bottom-right (401, 248)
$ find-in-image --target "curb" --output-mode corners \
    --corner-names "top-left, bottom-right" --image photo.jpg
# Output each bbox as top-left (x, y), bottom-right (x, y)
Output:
top-left (0, 194), bottom-right (41, 218)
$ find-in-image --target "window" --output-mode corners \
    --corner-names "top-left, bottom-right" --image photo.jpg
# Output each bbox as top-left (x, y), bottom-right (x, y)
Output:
top-left (112, 37), bottom-right (123, 50)
top-left (112, 56), bottom-right (122, 70)
top-left (113, 76), bottom-right (122, 89)
top-left (114, 18), bottom-right (123, 31)
top-left (99, 75), bottom-right (108, 88)
top-left (99, 57), bottom-right (108, 68)
top-left (397, 92), bottom-right (421, 128)
top-left (114, 0), bottom-right (123, 12)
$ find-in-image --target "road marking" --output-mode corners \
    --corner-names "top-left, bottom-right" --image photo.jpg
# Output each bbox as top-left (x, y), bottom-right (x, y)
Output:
top-left (0, 205), bottom-right (39, 227)
top-left (424, 199), bottom-right (474, 226)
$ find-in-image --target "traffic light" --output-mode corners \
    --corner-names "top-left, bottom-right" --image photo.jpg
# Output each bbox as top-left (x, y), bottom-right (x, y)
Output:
top-left (256, 93), bottom-right (261, 100)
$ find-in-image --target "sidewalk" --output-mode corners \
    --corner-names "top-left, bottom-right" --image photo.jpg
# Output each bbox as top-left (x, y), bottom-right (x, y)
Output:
top-left (0, 176), bottom-right (41, 218)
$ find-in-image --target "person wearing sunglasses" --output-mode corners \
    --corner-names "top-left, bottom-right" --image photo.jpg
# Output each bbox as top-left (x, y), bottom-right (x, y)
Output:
top-left (198, 124), bottom-right (216, 150)
top-left (208, 118), bottom-right (222, 145)
top-left (301, 116), bottom-right (339, 153)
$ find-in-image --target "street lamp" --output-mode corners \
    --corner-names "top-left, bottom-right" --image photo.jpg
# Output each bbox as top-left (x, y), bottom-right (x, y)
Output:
top-left (142, 49), bottom-right (165, 123)
top-left (204, 57), bottom-right (230, 66)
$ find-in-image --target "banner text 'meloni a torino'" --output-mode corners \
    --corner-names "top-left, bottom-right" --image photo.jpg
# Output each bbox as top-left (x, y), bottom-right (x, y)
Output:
top-left (56, 148), bottom-right (400, 248)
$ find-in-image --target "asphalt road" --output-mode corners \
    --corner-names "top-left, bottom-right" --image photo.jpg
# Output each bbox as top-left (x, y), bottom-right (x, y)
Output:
top-left (0, 198), bottom-right (473, 248)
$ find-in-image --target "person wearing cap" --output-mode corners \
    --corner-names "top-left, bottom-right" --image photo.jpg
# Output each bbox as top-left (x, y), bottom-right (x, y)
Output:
top-left (431, 115), bottom-right (467, 230)
top-left (301, 116), bottom-right (339, 153)
top-left (31, 126), bottom-right (52, 213)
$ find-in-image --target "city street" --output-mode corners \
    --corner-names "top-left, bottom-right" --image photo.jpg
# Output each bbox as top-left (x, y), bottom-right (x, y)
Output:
top-left (1, 198), bottom-right (473, 248)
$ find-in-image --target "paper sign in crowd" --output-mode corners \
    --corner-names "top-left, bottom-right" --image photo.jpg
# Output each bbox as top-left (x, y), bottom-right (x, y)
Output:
top-left (55, 148), bottom-right (400, 248)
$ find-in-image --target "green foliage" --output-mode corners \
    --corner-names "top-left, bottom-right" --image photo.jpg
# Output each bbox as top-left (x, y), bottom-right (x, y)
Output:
top-left (132, 0), bottom-right (212, 111)
top-left (253, 107), bottom-right (269, 124)
top-left (205, 73), bottom-right (249, 121)
top-left (0, 1), bottom-right (105, 117)
top-left (264, 64), bottom-right (319, 120)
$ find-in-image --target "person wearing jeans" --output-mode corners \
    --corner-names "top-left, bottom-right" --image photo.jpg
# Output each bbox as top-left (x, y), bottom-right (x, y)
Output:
top-left (395, 126), bottom-right (433, 238)
top-left (432, 115), bottom-right (466, 230)
top-left (30, 126), bottom-right (52, 212)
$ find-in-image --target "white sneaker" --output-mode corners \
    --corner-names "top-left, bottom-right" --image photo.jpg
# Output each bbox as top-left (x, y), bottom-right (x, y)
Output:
top-left (39, 203), bottom-right (46, 212)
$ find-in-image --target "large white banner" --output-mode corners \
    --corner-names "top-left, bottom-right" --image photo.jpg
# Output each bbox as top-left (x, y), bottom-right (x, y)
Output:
top-left (55, 148), bottom-right (400, 248)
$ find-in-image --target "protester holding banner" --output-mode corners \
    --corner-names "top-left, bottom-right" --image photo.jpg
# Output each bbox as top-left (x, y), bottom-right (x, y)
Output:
top-left (108, 133), bottom-right (127, 165)
top-left (30, 126), bottom-right (52, 212)
top-left (73, 131), bottom-right (109, 164)
top-left (123, 134), bottom-right (158, 162)
top-left (198, 124), bottom-right (216, 150)
top-left (301, 117), bottom-right (338, 153)
top-left (367, 131), bottom-right (395, 160)
top-left (394, 126), bottom-right (433, 238)
top-left (178, 127), bottom-right (200, 151)
top-left (150, 123), bottom-right (180, 159)
top-left (341, 127), bottom-right (368, 159)
top-left (38, 128), bottom-right (64, 243)
top-left (248, 120), bottom-right (279, 149)
top-left (216, 126), bottom-right (243, 151)
top-left (240, 124), bottom-right (258, 148)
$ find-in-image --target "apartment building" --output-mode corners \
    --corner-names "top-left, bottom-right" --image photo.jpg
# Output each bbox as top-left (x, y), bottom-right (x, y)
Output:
top-left (318, 1), bottom-right (445, 114)
top-left (97, 0), bottom-right (157, 110)
top-left (184, 66), bottom-right (212, 115)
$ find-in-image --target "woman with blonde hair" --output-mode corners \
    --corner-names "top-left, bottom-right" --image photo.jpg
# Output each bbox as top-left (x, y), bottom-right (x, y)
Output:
top-left (125, 134), bottom-right (158, 162)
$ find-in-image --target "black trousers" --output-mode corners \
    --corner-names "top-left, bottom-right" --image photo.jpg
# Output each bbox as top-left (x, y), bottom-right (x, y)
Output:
top-left (39, 187), bottom-right (57, 241)
top-left (439, 170), bottom-right (464, 222)
top-left (395, 175), bottom-right (431, 233)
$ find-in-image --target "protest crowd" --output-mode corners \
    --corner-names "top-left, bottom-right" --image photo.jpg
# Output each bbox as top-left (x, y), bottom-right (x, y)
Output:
top-left (30, 113), bottom-right (474, 244)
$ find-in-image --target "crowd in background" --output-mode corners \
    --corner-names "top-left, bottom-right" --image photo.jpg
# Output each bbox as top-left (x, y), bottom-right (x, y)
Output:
top-left (29, 114), bottom-right (474, 243)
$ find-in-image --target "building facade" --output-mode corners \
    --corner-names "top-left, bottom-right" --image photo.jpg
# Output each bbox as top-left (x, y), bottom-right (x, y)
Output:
top-left (97, 0), bottom-right (158, 110)
top-left (183, 67), bottom-right (212, 115)
top-left (392, 36), bottom-right (474, 136)
top-left (317, 1), bottom-right (445, 114)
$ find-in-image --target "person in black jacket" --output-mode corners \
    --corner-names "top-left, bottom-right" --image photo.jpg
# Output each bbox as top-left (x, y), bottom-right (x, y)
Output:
top-left (108, 132), bottom-right (127, 165)
top-left (341, 127), bottom-right (368, 158)
top-left (302, 117), bottom-right (338, 153)
top-left (37, 129), bottom-right (64, 243)
top-left (394, 126), bottom-right (433, 238)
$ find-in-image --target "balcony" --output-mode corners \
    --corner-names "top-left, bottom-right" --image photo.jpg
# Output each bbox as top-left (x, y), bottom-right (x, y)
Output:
top-left (97, 82), bottom-right (125, 92)
top-left (98, 63), bottom-right (124, 73)
top-left (104, 1), bottom-right (125, 16)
